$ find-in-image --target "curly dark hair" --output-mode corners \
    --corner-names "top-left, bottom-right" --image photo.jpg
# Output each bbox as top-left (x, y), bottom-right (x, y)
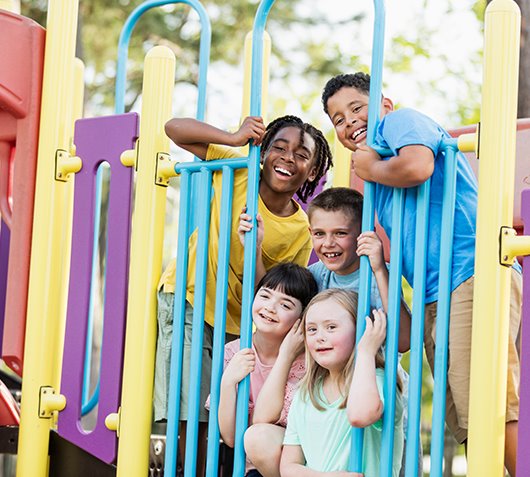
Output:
top-left (321, 73), bottom-right (371, 115)
top-left (260, 115), bottom-right (333, 203)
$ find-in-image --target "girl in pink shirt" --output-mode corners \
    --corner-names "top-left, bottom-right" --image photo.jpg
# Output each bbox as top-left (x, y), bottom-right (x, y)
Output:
top-left (216, 263), bottom-right (318, 477)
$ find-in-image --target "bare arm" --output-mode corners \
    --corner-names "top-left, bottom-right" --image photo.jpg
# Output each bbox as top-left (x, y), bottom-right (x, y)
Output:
top-left (164, 116), bottom-right (265, 160)
top-left (347, 310), bottom-right (386, 428)
top-left (280, 445), bottom-right (362, 477)
top-left (356, 232), bottom-right (411, 352)
top-left (352, 144), bottom-right (434, 188)
top-left (218, 349), bottom-right (255, 447)
top-left (252, 320), bottom-right (304, 424)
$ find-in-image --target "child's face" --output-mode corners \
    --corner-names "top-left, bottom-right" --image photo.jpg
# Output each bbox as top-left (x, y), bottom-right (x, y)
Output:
top-left (305, 298), bottom-right (356, 373)
top-left (252, 286), bottom-right (303, 337)
top-left (326, 87), bottom-right (393, 152)
top-left (309, 208), bottom-right (361, 275)
top-left (261, 126), bottom-right (318, 198)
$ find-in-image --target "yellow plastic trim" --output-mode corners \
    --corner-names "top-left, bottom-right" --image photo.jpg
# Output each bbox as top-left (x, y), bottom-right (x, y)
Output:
top-left (467, 1), bottom-right (521, 476)
top-left (499, 226), bottom-right (530, 265)
top-left (115, 45), bottom-right (175, 477)
top-left (39, 387), bottom-right (66, 418)
top-left (457, 132), bottom-right (478, 154)
top-left (154, 152), bottom-right (178, 186)
top-left (105, 410), bottom-right (121, 437)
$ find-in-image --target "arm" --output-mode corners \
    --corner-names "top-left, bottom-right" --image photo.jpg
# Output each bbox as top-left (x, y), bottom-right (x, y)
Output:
top-left (356, 232), bottom-right (411, 352)
top-left (351, 144), bottom-right (434, 188)
top-left (252, 320), bottom-right (304, 424)
top-left (238, 210), bottom-right (266, 285)
top-left (218, 348), bottom-right (256, 447)
top-left (164, 116), bottom-right (266, 160)
top-left (280, 445), bottom-right (362, 477)
top-left (347, 310), bottom-right (386, 427)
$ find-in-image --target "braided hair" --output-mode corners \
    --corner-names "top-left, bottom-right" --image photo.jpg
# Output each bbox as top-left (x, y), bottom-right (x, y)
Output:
top-left (260, 115), bottom-right (333, 203)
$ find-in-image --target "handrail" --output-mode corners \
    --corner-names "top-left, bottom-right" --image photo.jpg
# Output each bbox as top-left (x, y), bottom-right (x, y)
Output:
top-left (115, 0), bottom-right (211, 117)
top-left (350, 0), bottom-right (386, 473)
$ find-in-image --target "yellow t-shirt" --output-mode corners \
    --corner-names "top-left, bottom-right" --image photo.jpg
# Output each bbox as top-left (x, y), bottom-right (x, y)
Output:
top-left (159, 144), bottom-right (312, 334)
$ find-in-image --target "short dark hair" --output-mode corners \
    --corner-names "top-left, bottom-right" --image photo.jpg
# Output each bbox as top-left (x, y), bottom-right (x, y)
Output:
top-left (321, 73), bottom-right (371, 115)
top-left (307, 187), bottom-right (363, 225)
top-left (255, 262), bottom-right (318, 310)
top-left (261, 115), bottom-right (333, 203)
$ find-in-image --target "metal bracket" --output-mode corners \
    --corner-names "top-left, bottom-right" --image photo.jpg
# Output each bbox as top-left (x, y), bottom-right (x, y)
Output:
top-left (38, 386), bottom-right (66, 418)
top-left (499, 226), bottom-right (530, 266)
top-left (55, 149), bottom-right (82, 182)
top-left (154, 152), bottom-right (178, 187)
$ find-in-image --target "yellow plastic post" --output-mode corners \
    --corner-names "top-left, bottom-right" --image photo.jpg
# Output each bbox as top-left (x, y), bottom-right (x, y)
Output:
top-left (16, 0), bottom-right (80, 475)
top-left (115, 45), bottom-right (175, 477)
top-left (331, 137), bottom-right (352, 188)
top-left (241, 30), bottom-right (271, 124)
top-left (467, 1), bottom-right (520, 476)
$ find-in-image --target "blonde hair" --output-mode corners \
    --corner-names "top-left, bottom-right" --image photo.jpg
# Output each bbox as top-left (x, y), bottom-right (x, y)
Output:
top-left (299, 288), bottom-right (398, 411)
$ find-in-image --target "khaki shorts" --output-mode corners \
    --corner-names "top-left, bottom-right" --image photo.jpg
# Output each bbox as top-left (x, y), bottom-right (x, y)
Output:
top-left (154, 292), bottom-right (237, 422)
top-left (424, 269), bottom-right (522, 444)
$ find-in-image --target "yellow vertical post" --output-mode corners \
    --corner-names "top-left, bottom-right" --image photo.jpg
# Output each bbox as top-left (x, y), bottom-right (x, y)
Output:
top-left (241, 30), bottom-right (271, 124)
top-left (467, 1), bottom-right (520, 476)
top-left (16, 0), bottom-right (80, 475)
top-left (115, 45), bottom-right (175, 477)
top-left (332, 138), bottom-right (352, 188)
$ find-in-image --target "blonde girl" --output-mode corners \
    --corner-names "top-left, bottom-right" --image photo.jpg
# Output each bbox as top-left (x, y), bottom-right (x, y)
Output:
top-left (280, 289), bottom-right (404, 477)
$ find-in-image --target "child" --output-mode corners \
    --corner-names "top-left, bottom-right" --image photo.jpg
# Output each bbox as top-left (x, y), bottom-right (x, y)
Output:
top-left (321, 72), bottom-right (522, 476)
top-left (213, 263), bottom-right (318, 477)
top-left (154, 115), bottom-right (332, 473)
top-left (307, 187), bottom-right (410, 352)
top-left (280, 289), bottom-right (404, 476)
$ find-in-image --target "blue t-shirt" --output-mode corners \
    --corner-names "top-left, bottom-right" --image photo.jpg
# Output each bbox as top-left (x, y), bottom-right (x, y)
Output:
top-left (309, 260), bottom-right (384, 309)
top-left (374, 108), bottom-right (478, 303)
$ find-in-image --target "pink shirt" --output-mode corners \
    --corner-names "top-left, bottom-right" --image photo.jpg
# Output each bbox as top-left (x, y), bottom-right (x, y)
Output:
top-left (223, 338), bottom-right (305, 426)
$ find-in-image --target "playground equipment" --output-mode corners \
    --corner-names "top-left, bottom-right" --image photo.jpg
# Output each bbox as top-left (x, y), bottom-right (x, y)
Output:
top-left (0, 0), bottom-right (529, 476)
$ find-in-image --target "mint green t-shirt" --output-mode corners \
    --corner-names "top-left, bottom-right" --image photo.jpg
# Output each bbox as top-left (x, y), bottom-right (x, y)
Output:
top-left (283, 369), bottom-right (404, 477)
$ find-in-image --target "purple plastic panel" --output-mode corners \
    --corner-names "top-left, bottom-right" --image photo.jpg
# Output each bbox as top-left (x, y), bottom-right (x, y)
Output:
top-left (517, 188), bottom-right (530, 476)
top-left (58, 113), bottom-right (138, 463)
top-left (299, 175), bottom-right (326, 265)
top-left (0, 219), bottom-right (10, 354)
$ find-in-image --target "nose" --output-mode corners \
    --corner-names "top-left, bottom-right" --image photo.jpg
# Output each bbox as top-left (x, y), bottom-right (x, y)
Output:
top-left (281, 149), bottom-right (294, 163)
top-left (323, 234), bottom-right (335, 247)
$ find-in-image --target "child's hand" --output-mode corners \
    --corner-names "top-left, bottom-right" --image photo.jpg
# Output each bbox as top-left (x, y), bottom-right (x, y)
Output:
top-left (278, 319), bottom-right (305, 362)
top-left (238, 208), bottom-right (264, 250)
top-left (223, 348), bottom-right (256, 386)
top-left (356, 231), bottom-right (385, 273)
top-left (230, 116), bottom-right (266, 147)
top-left (351, 145), bottom-right (381, 182)
top-left (357, 309), bottom-right (386, 357)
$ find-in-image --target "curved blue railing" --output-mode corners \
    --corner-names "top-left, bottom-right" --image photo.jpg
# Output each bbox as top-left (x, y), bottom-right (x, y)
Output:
top-left (81, 0), bottom-right (211, 416)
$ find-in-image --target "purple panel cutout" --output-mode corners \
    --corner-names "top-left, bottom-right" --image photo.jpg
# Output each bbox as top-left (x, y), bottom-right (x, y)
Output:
top-left (299, 175), bottom-right (326, 265)
top-left (517, 188), bottom-right (530, 477)
top-left (0, 219), bottom-right (10, 354)
top-left (58, 113), bottom-right (138, 464)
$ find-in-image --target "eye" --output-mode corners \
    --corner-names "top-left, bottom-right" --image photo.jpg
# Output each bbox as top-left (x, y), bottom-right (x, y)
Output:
top-left (336, 231), bottom-right (347, 237)
top-left (272, 145), bottom-right (285, 152)
top-left (312, 231), bottom-right (324, 237)
top-left (281, 302), bottom-right (293, 310)
top-left (327, 324), bottom-right (337, 331)
top-left (295, 152), bottom-right (310, 161)
top-left (352, 105), bottom-right (363, 114)
top-left (334, 118), bottom-right (344, 126)
top-left (306, 326), bottom-right (316, 333)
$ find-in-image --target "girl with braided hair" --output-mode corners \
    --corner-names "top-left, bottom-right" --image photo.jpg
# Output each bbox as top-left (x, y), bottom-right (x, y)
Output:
top-left (155, 114), bottom-right (333, 476)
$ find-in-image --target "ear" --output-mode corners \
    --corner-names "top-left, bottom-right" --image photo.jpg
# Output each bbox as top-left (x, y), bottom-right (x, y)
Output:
top-left (307, 165), bottom-right (318, 183)
top-left (381, 97), bottom-right (394, 116)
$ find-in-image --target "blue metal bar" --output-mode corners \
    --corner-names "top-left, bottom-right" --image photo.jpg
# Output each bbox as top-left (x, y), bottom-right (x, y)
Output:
top-left (379, 188), bottom-right (405, 477)
top-left (164, 170), bottom-right (192, 477)
top-left (205, 167), bottom-right (235, 476)
top-left (404, 180), bottom-right (431, 477)
top-left (175, 158), bottom-right (249, 173)
top-left (115, 0), bottom-right (211, 116)
top-left (233, 2), bottom-right (275, 476)
top-left (184, 168), bottom-right (213, 477)
top-left (81, 163), bottom-right (106, 416)
top-left (429, 145), bottom-right (458, 477)
top-left (350, 3), bottom-right (386, 470)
